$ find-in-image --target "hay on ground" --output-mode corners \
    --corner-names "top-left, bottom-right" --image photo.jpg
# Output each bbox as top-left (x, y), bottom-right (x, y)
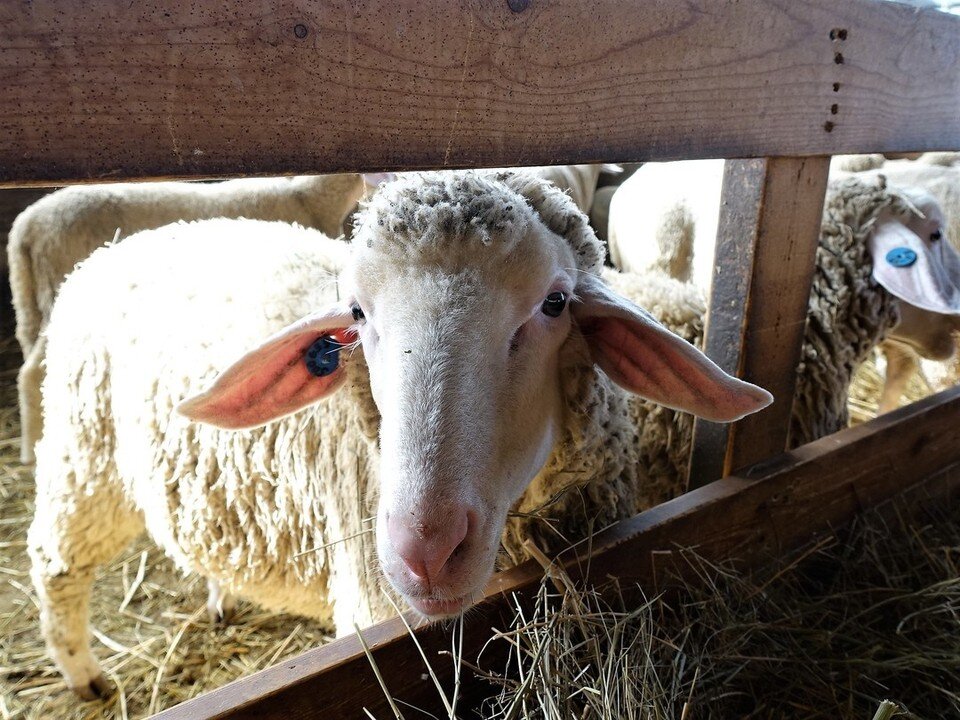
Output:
top-left (368, 503), bottom-right (958, 719)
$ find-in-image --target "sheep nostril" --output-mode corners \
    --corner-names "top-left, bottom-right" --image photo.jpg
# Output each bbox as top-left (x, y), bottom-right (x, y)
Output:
top-left (388, 509), bottom-right (470, 581)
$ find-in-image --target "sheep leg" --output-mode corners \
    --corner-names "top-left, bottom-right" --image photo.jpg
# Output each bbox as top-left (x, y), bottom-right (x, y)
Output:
top-left (878, 340), bottom-right (919, 414)
top-left (28, 478), bottom-right (144, 700)
top-left (205, 578), bottom-right (237, 624)
top-left (16, 335), bottom-right (45, 464)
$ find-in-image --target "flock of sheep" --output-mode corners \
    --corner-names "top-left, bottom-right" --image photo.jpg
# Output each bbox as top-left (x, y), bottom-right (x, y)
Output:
top-left (5, 154), bottom-right (960, 700)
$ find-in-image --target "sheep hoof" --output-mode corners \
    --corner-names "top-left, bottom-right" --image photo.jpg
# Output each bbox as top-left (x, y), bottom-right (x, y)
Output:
top-left (208, 603), bottom-right (236, 625)
top-left (206, 579), bottom-right (236, 625)
top-left (73, 674), bottom-right (112, 701)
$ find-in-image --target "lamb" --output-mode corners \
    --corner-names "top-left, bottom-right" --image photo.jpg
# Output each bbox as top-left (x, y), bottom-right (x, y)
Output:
top-left (29, 171), bottom-right (771, 699)
top-left (608, 161), bottom-right (960, 429)
top-left (8, 172), bottom-right (366, 464)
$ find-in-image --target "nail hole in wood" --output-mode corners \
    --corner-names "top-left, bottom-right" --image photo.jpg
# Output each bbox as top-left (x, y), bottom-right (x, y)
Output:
top-left (824, 121), bottom-right (835, 132)
top-left (834, 52), bottom-right (844, 64)
top-left (833, 82), bottom-right (841, 92)
top-left (831, 104), bottom-right (839, 114)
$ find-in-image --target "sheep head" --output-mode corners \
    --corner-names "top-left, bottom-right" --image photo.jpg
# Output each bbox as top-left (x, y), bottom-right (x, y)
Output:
top-left (179, 171), bottom-right (771, 619)
top-left (871, 186), bottom-right (960, 360)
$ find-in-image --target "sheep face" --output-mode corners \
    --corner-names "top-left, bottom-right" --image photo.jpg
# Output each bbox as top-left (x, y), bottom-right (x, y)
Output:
top-left (349, 212), bottom-right (579, 616)
top-left (873, 190), bottom-right (960, 358)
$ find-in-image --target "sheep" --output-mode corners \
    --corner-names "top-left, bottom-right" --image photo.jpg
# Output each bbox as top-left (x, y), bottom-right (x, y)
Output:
top-left (606, 159), bottom-right (724, 288)
top-left (609, 161), bottom-right (960, 422)
top-left (29, 171), bottom-right (772, 699)
top-left (838, 160), bottom-right (960, 408)
top-left (8, 172), bottom-right (366, 464)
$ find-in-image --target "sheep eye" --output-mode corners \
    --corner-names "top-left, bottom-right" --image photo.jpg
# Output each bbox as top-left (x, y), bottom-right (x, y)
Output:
top-left (541, 291), bottom-right (567, 318)
top-left (351, 304), bottom-right (365, 322)
top-left (930, 229), bottom-right (942, 242)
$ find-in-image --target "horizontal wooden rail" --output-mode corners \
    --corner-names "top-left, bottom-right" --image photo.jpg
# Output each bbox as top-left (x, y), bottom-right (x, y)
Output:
top-left (153, 385), bottom-right (960, 720)
top-left (2, 0), bottom-right (959, 186)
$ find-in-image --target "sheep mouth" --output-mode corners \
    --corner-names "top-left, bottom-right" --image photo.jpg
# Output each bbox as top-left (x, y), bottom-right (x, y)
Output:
top-left (406, 595), bottom-right (470, 618)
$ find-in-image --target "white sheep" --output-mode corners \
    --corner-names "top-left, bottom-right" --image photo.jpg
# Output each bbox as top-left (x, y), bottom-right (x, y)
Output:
top-left (606, 159), bottom-right (724, 288)
top-left (8, 172), bottom-right (366, 464)
top-left (29, 172), bottom-right (771, 699)
top-left (608, 161), bottom-right (960, 423)
top-left (837, 160), bottom-right (960, 408)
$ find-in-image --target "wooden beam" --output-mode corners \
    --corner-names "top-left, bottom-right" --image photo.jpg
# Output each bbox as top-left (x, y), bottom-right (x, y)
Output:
top-left (2, 1), bottom-right (959, 186)
top-left (153, 386), bottom-right (960, 720)
top-left (687, 156), bottom-right (829, 489)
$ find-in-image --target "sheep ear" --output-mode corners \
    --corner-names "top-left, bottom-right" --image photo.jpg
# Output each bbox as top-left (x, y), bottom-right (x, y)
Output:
top-left (177, 306), bottom-right (357, 430)
top-left (572, 274), bottom-right (773, 422)
top-left (869, 216), bottom-right (960, 315)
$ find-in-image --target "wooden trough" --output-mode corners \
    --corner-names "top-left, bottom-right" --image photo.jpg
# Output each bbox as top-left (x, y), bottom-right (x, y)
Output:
top-left (1, 0), bottom-right (959, 717)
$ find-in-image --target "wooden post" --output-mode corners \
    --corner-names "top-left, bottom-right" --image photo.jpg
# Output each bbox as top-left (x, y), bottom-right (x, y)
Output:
top-left (687, 156), bottom-right (830, 489)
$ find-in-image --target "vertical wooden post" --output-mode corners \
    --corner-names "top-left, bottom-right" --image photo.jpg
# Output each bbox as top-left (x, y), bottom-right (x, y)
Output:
top-left (687, 156), bottom-right (830, 489)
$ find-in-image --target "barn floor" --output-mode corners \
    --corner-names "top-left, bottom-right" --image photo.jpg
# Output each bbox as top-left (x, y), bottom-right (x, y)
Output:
top-left (0, 312), bottom-right (955, 719)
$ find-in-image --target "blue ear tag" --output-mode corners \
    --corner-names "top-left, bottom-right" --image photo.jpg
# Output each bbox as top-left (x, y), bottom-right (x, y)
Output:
top-left (304, 335), bottom-right (341, 377)
top-left (885, 247), bottom-right (917, 268)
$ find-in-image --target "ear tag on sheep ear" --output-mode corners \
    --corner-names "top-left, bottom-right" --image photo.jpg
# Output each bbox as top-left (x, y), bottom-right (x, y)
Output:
top-left (304, 335), bottom-right (342, 377)
top-left (886, 247), bottom-right (918, 268)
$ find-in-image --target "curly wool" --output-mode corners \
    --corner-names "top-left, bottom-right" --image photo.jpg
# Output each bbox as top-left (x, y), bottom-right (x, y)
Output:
top-left (354, 171), bottom-right (605, 276)
top-left (790, 178), bottom-right (913, 447)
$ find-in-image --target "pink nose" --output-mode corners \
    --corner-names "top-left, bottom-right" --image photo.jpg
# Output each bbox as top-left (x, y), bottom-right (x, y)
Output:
top-left (387, 510), bottom-right (470, 582)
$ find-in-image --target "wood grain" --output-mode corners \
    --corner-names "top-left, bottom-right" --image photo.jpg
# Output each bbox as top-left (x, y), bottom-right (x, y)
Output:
top-left (1, 0), bottom-right (958, 186)
top-left (687, 156), bottom-right (829, 488)
top-left (153, 386), bottom-right (960, 720)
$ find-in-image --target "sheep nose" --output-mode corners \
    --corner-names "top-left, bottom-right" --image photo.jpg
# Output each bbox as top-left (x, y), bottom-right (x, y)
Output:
top-left (387, 510), bottom-right (470, 582)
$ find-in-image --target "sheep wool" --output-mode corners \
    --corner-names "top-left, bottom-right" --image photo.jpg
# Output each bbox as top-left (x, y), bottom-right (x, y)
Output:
top-left (790, 179), bottom-right (913, 446)
top-left (9, 173), bottom-right (365, 464)
top-left (29, 221), bottom-right (391, 652)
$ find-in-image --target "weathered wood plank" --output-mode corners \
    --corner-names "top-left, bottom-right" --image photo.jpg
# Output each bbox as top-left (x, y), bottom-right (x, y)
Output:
top-left (153, 386), bottom-right (960, 720)
top-left (2, 0), bottom-right (959, 186)
top-left (687, 156), bottom-right (829, 488)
